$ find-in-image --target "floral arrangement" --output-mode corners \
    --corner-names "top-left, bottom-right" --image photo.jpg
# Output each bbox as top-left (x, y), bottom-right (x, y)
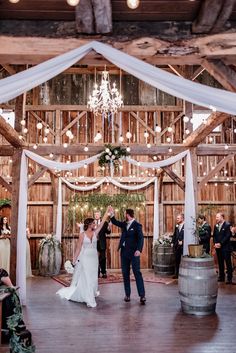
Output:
top-left (39, 234), bottom-right (60, 248)
top-left (98, 144), bottom-right (129, 169)
top-left (155, 233), bottom-right (173, 246)
top-left (38, 234), bottom-right (61, 272)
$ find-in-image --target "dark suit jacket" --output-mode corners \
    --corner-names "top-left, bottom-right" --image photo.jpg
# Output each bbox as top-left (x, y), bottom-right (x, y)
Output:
top-left (213, 221), bottom-right (232, 251)
top-left (172, 224), bottom-right (184, 252)
top-left (110, 216), bottom-right (144, 258)
top-left (97, 221), bottom-right (111, 251)
top-left (198, 222), bottom-right (211, 253)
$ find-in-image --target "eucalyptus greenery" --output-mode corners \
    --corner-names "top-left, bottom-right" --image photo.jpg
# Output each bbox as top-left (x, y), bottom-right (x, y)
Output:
top-left (0, 198), bottom-right (11, 208)
top-left (67, 192), bottom-right (146, 228)
top-left (0, 287), bottom-right (35, 353)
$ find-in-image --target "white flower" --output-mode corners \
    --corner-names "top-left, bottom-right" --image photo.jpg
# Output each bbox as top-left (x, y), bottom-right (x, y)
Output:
top-left (109, 151), bottom-right (112, 156)
top-left (105, 148), bottom-right (110, 153)
top-left (112, 155), bottom-right (116, 160)
top-left (105, 155), bottom-right (110, 160)
top-left (64, 260), bottom-right (74, 274)
top-left (114, 150), bottom-right (118, 155)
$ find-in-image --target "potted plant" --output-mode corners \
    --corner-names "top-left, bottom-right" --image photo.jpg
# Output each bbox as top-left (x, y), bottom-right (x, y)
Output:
top-left (188, 218), bottom-right (203, 258)
top-left (153, 234), bottom-right (175, 276)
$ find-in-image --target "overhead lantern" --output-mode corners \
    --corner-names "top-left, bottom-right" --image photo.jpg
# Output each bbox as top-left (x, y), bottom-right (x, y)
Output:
top-left (127, 0), bottom-right (140, 10)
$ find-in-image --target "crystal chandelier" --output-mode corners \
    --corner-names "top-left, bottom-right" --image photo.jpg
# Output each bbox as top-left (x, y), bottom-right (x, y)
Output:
top-left (88, 68), bottom-right (123, 117)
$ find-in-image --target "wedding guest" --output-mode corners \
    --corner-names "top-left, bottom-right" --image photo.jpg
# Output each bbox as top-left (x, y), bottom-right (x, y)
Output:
top-left (172, 213), bottom-right (184, 279)
top-left (26, 228), bottom-right (33, 278)
top-left (94, 211), bottom-right (111, 278)
top-left (109, 207), bottom-right (146, 305)
top-left (197, 214), bottom-right (211, 254)
top-left (0, 217), bottom-right (11, 273)
top-left (213, 212), bottom-right (232, 284)
top-left (0, 268), bottom-right (14, 287)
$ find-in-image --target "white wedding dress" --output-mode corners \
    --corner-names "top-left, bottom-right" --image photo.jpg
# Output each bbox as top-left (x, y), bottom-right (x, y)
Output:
top-left (57, 233), bottom-right (99, 308)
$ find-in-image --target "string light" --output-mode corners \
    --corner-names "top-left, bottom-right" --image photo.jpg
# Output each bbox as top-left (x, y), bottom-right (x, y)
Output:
top-left (183, 116), bottom-right (190, 123)
top-left (66, 0), bottom-right (80, 6)
top-left (155, 124), bottom-right (161, 133)
top-left (9, 0), bottom-right (20, 3)
top-left (127, 0), bottom-right (140, 9)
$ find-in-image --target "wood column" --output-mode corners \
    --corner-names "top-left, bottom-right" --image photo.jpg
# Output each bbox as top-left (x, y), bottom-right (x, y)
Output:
top-left (10, 149), bottom-right (22, 284)
top-left (189, 147), bottom-right (198, 216)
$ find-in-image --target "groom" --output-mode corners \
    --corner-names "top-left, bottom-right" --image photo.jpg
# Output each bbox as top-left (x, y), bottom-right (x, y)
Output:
top-left (109, 206), bottom-right (146, 305)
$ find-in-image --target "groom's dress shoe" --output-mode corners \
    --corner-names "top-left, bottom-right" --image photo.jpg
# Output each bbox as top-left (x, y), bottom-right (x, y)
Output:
top-left (124, 296), bottom-right (130, 302)
top-left (140, 297), bottom-right (146, 305)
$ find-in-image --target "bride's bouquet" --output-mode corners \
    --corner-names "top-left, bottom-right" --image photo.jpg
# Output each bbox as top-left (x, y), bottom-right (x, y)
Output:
top-left (64, 260), bottom-right (74, 274)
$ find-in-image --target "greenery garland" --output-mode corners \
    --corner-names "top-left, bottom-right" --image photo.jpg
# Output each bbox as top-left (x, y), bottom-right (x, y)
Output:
top-left (0, 198), bottom-right (11, 208)
top-left (67, 192), bottom-right (146, 228)
top-left (98, 144), bottom-right (129, 170)
top-left (0, 287), bottom-right (35, 353)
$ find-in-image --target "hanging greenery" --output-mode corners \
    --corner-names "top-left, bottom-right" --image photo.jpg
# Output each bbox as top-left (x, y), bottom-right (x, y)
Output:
top-left (0, 198), bottom-right (11, 208)
top-left (67, 192), bottom-right (146, 228)
top-left (0, 287), bottom-right (36, 353)
top-left (98, 144), bottom-right (129, 170)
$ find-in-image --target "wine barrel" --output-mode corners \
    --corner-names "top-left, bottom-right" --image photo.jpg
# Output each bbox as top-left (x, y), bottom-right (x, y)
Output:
top-left (179, 256), bottom-right (218, 316)
top-left (39, 241), bottom-right (62, 276)
top-left (153, 245), bottom-right (175, 276)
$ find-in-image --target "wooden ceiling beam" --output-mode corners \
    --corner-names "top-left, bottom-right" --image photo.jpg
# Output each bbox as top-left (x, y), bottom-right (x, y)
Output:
top-left (1, 34), bottom-right (236, 65)
top-left (210, 0), bottom-right (236, 33)
top-left (75, 0), bottom-right (112, 34)
top-left (0, 115), bottom-right (26, 148)
top-left (199, 153), bottom-right (235, 188)
top-left (184, 112), bottom-right (229, 147)
top-left (202, 59), bottom-right (236, 92)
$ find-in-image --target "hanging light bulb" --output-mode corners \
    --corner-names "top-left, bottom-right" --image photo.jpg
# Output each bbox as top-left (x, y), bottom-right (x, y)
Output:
top-left (155, 124), bottom-right (161, 133)
top-left (127, 0), bottom-right (140, 9)
top-left (183, 115), bottom-right (190, 123)
top-left (126, 131), bottom-right (132, 139)
top-left (119, 135), bottom-right (124, 142)
top-left (66, 0), bottom-right (80, 6)
top-left (44, 127), bottom-right (50, 135)
top-left (167, 126), bottom-right (173, 132)
top-left (144, 131), bottom-right (149, 138)
top-left (21, 119), bottom-right (26, 126)
top-left (36, 122), bottom-right (43, 130)
top-left (9, 0), bottom-right (20, 3)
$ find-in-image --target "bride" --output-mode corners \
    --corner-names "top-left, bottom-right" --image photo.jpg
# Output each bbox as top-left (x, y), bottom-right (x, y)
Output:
top-left (57, 207), bottom-right (110, 308)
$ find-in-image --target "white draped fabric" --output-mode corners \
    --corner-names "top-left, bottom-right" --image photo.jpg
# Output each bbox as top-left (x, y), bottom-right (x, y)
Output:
top-left (1, 41), bottom-right (236, 114)
top-left (17, 150), bottom-right (101, 305)
top-left (60, 176), bottom-right (158, 243)
top-left (17, 148), bottom-right (195, 304)
top-left (127, 150), bottom-right (196, 255)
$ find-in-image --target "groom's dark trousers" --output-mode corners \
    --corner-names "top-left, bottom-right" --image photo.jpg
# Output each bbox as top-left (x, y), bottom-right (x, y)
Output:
top-left (111, 216), bottom-right (145, 298)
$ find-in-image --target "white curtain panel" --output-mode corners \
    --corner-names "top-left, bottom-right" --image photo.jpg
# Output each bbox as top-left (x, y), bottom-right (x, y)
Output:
top-left (0, 41), bottom-right (236, 114)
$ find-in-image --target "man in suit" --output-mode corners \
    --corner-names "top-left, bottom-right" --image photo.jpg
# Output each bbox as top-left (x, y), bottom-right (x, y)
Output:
top-left (172, 213), bottom-right (184, 279)
top-left (197, 214), bottom-right (211, 254)
top-left (109, 207), bottom-right (146, 304)
top-left (213, 212), bottom-right (233, 284)
top-left (94, 211), bottom-right (111, 278)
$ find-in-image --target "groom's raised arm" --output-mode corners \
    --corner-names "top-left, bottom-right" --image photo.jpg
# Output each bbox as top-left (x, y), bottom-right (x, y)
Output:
top-left (110, 215), bottom-right (125, 229)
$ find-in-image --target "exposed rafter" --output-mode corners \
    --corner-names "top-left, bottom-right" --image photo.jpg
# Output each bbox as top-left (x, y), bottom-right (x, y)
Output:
top-left (0, 115), bottom-right (26, 148)
top-left (0, 175), bottom-right (12, 193)
top-left (184, 112), bottom-right (229, 147)
top-left (202, 59), bottom-right (236, 92)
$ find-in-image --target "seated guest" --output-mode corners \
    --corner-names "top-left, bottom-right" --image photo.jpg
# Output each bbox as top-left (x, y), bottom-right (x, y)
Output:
top-left (0, 268), bottom-right (14, 287)
top-left (197, 214), bottom-right (211, 254)
top-left (0, 217), bottom-right (11, 273)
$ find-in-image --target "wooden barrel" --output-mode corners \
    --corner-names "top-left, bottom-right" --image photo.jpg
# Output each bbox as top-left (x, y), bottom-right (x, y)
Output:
top-left (179, 256), bottom-right (218, 316)
top-left (153, 245), bottom-right (175, 276)
top-left (39, 241), bottom-right (62, 276)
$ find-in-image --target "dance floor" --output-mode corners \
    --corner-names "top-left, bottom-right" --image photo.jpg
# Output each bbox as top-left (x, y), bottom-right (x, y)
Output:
top-left (21, 276), bottom-right (236, 353)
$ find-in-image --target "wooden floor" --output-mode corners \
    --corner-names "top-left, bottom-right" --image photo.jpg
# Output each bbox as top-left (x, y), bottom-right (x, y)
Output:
top-left (15, 276), bottom-right (236, 353)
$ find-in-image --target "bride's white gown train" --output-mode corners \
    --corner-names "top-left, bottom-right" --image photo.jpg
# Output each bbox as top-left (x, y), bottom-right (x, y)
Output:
top-left (57, 233), bottom-right (99, 308)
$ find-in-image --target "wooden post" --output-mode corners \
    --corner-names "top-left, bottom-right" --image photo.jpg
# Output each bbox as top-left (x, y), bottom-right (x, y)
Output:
top-left (10, 149), bottom-right (22, 284)
top-left (189, 147), bottom-right (198, 216)
top-left (50, 173), bottom-right (58, 235)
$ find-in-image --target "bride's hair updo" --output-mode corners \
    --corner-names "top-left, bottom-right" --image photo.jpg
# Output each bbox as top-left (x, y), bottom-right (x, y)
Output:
top-left (84, 218), bottom-right (95, 231)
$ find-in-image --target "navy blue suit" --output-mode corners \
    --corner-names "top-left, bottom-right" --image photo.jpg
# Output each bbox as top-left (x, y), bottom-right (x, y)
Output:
top-left (110, 216), bottom-right (145, 298)
top-left (172, 224), bottom-right (184, 277)
top-left (213, 221), bottom-right (232, 281)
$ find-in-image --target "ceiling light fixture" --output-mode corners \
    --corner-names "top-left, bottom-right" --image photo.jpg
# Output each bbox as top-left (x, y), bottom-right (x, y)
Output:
top-left (66, 0), bottom-right (80, 6)
top-left (88, 67), bottom-right (123, 117)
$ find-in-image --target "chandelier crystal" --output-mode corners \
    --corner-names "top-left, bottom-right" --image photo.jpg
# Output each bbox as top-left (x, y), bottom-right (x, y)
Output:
top-left (88, 68), bottom-right (123, 117)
